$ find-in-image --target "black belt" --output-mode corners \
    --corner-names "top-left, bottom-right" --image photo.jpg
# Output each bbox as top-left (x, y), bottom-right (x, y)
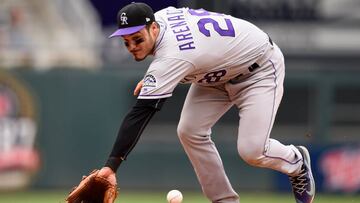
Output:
top-left (248, 36), bottom-right (272, 72)
top-left (229, 62), bottom-right (260, 84)
top-left (248, 62), bottom-right (260, 72)
top-left (268, 35), bottom-right (273, 46)
top-left (229, 35), bottom-right (273, 84)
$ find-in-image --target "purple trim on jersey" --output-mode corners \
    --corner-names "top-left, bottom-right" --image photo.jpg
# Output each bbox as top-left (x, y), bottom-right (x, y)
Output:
top-left (264, 60), bottom-right (277, 144)
top-left (139, 92), bottom-right (172, 97)
top-left (262, 60), bottom-right (300, 165)
top-left (108, 25), bottom-right (146, 38)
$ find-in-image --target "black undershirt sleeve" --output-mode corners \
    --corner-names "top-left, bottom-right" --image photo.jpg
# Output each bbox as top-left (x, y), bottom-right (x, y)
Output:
top-left (104, 98), bottom-right (166, 172)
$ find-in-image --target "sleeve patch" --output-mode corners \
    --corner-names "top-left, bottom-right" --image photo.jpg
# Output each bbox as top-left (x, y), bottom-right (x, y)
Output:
top-left (143, 74), bottom-right (157, 89)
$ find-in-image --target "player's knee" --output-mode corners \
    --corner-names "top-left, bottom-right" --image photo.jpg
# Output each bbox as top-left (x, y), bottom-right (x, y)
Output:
top-left (177, 122), bottom-right (193, 140)
top-left (237, 143), bottom-right (264, 167)
top-left (177, 122), bottom-right (210, 142)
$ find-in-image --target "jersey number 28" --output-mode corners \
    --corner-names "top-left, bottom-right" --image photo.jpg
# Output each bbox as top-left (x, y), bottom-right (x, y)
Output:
top-left (188, 9), bottom-right (235, 37)
top-left (189, 9), bottom-right (233, 84)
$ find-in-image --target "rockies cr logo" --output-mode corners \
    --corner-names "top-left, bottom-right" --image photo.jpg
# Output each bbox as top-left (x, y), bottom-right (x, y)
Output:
top-left (120, 13), bottom-right (128, 25)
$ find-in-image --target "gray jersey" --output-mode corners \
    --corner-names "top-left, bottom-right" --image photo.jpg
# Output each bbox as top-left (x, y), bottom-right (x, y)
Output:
top-left (138, 7), bottom-right (272, 99)
top-left (134, 6), bottom-right (309, 203)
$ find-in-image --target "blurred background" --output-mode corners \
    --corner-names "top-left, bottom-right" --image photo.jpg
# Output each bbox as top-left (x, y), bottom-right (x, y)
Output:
top-left (0, 0), bottom-right (360, 199)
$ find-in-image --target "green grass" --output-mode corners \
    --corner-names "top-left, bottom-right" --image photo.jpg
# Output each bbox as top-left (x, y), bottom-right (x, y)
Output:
top-left (0, 190), bottom-right (359, 203)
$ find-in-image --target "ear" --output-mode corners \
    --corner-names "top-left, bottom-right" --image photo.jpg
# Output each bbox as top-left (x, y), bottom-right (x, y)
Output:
top-left (150, 22), bottom-right (158, 32)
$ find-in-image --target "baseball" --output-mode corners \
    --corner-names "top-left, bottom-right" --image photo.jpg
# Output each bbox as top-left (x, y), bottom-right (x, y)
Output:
top-left (166, 189), bottom-right (183, 203)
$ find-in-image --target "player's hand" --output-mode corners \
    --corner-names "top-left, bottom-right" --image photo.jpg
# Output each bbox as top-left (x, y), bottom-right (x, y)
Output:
top-left (133, 80), bottom-right (143, 96)
top-left (98, 167), bottom-right (117, 186)
top-left (66, 167), bottom-right (118, 203)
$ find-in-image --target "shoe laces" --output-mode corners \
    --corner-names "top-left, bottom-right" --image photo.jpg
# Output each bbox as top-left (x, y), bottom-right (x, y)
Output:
top-left (290, 167), bottom-right (308, 195)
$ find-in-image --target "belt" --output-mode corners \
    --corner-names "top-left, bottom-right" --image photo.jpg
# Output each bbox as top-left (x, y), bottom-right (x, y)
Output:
top-left (246, 35), bottom-right (273, 73)
top-left (229, 63), bottom-right (258, 84)
top-left (268, 35), bottom-right (273, 46)
top-left (229, 36), bottom-right (273, 84)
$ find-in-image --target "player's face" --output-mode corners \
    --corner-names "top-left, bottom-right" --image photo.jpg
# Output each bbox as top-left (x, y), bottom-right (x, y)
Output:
top-left (122, 23), bottom-right (158, 61)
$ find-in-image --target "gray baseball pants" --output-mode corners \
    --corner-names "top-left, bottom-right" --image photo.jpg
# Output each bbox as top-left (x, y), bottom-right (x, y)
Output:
top-left (177, 44), bottom-right (303, 203)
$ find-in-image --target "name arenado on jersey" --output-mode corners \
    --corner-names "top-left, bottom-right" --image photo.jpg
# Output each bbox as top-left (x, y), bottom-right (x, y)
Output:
top-left (166, 8), bottom-right (196, 51)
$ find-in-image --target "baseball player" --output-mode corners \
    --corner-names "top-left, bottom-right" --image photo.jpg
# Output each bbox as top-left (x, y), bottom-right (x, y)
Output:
top-left (98, 2), bottom-right (315, 203)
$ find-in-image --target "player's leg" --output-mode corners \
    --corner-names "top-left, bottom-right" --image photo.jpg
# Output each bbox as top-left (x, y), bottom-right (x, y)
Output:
top-left (231, 45), bottom-right (303, 174)
top-left (230, 44), bottom-right (314, 202)
top-left (177, 84), bottom-right (239, 203)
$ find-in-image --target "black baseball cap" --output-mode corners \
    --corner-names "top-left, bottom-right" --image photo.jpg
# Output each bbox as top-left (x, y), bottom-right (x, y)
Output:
top-left (109, 2), bottom-right (155, 38)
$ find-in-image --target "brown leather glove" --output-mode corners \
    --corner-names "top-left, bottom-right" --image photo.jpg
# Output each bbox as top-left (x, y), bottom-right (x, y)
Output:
top-left (66, 169), bottom-right (118, 203)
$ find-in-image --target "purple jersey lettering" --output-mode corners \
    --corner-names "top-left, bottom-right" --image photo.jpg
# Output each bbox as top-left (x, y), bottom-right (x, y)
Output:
top-left (188, 9), bottom-right (235, 38)
top-left (167, 8), bottom-right (196, 51)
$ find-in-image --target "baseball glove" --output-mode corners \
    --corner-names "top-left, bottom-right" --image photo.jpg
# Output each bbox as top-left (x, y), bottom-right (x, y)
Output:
top-left (66, 169), bottom-right (118, 203)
